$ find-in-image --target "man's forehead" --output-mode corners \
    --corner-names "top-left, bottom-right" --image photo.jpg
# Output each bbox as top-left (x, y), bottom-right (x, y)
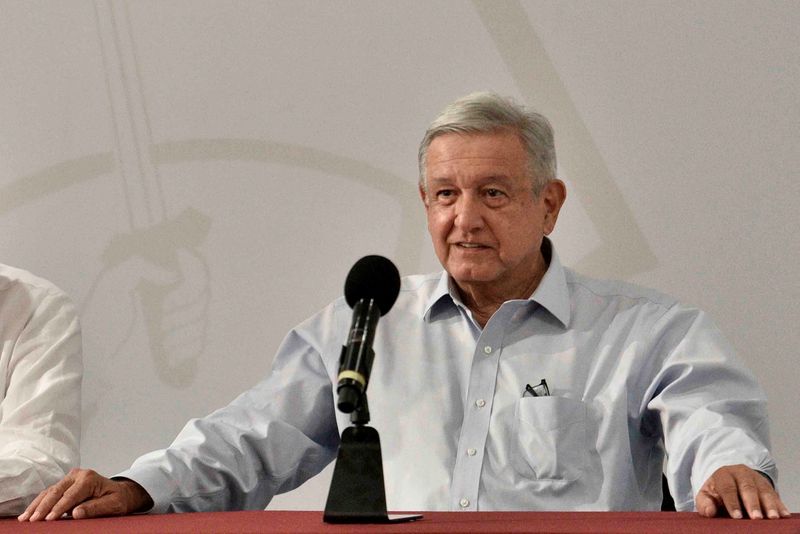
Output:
top-left (427, 131), bottom-right (525, 160)
top-left (426, 132), bottom-right (526, 179)
top-left (426, 154), bottom-right (516, 170)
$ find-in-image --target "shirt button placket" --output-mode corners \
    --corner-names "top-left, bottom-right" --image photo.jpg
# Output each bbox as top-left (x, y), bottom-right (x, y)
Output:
top-left (458, 332), bottom-right (501, 510)
top-left (451, 318), bottom-right (507, 512)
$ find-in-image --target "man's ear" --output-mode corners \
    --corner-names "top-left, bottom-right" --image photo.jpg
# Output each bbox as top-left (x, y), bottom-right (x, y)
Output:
top-left (419, 183), bottom-right (429, 207)
top-left (541, 179), bottom-right (567, 236)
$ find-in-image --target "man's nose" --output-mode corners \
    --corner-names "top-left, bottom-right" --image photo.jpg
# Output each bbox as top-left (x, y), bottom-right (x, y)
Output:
top-left (454, 194), bottom-right (485, 232)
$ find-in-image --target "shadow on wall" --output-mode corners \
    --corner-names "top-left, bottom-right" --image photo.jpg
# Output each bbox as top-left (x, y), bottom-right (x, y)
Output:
top-left (474, 0), bottom-right (657, 279)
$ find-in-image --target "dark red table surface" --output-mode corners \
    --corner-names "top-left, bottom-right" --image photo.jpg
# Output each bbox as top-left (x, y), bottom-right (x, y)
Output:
top-left (3, 511), bottom-right (799, 533)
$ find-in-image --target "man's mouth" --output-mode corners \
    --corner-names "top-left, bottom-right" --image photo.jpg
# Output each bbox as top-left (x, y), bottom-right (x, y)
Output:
top-left (456, 242), bottom-right (488, 249)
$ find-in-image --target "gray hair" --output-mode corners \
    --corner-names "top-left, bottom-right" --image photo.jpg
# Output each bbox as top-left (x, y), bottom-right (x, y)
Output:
top-left (418, 92), bottom-right (557, 195)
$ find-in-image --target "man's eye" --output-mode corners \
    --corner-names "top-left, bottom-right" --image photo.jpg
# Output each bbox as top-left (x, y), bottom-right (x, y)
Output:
top-left (486, 189), bottom-right (505, 197)
top-left (436, 190), bottom-right (454, 198)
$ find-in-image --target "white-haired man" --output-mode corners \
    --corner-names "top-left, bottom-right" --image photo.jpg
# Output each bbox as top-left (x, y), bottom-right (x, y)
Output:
top-left (21, 93), bottom-right (789, 521)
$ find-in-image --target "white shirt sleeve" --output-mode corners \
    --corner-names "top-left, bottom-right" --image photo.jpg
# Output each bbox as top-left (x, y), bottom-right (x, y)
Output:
top-left (0, 281), bottom-right (82, 516)
top-left (116, 315), bottom-right (341, 513)
top-left (644, 305), bottom-right (775, 511)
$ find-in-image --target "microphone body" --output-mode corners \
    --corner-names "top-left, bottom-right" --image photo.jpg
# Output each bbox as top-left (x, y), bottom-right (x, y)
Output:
top-left (335, 255), bottom-right (400, 414)
top-left (337, 299), bottom-right (380, 413)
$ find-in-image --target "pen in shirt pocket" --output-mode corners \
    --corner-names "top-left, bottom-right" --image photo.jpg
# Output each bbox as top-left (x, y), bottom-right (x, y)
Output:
top-left (523, 379), bottom-right (550, 398)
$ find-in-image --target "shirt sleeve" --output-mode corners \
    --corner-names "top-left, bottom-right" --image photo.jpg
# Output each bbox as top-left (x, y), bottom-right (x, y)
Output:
top-left (116, 308), bottom-right (341, 513)
top-left (0, 290), bottom-right (82, 516)
top-left (643, 305), bottom-right (776, 512)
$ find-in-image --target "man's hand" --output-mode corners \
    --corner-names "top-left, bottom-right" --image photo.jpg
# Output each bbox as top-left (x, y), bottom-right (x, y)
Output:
top-left (18, 468), bottom-right (153, 522)
top-left (696, 464), bottom-right (791, 519)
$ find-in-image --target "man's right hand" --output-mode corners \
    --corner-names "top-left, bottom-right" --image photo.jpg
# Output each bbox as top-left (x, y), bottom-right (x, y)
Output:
top-left (18, 468), bottom-right (153, 522)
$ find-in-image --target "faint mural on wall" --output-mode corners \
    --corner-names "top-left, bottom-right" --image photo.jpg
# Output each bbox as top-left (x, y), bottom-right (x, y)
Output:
top-left (0, 1), bottom-right (655, 430)
top-left (91, 0), bottom-right (211, 389)
top-left (0, 0), bottom-right (425, 408)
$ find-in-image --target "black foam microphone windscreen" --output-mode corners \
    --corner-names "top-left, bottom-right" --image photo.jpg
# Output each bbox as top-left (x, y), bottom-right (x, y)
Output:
top-left (344, 255), bottom-right (400, 315)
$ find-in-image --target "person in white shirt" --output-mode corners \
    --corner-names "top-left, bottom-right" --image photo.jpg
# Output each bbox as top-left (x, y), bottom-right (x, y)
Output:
top-left (0, 264), bottom-right (81, 515)
top-left (20, 92), bottom-right (790, 521)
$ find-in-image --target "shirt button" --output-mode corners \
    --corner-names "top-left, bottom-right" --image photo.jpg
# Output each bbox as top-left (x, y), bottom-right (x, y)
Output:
top-left (467, 448), bottom-right (477, 456)
top-left (475, 399), bottom-right (486, 408)
top-left (483, 346), bottom-right (492, 354)
top-left (459, 498), bottom-right (470, 508)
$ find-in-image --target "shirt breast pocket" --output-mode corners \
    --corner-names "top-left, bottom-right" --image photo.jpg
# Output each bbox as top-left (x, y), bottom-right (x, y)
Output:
top-left (513, 396), bottom-right (588, 481)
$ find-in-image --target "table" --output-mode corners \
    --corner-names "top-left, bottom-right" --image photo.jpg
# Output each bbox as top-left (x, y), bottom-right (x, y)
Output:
top-left (4, 511), bottom-right (799, 533)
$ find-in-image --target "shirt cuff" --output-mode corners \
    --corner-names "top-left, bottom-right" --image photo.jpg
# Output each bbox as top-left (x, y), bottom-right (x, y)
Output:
top-left (114, 466), bottom-right (175, 515)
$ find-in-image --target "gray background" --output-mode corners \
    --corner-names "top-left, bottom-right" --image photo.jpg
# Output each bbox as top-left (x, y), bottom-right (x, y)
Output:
top-left (0, 0), bottom-right (797, 510)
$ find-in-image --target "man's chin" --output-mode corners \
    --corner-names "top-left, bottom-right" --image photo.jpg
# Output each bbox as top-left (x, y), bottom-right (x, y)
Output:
top-left (448, 267), bottom-right (499, 287)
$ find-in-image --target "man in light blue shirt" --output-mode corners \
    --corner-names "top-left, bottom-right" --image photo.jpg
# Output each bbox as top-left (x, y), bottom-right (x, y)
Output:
top-left (21, 92), bottom-right (790, 521)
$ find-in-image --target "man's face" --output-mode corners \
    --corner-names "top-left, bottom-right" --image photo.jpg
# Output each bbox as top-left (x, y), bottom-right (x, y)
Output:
top-left (420, 130), bottom-right (565, 293)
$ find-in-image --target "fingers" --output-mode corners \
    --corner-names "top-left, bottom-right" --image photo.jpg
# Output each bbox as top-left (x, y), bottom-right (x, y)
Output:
top-left (18, 484), bottom-right (52, 521)
top-left (752, 476), bottom-right (792, 519)
top-left (722, 472), bottom-right (752, 519)
top-left (695, 488), bottom-right (720, 518)
top-left (45, 472), bottom-right (108, 521)
top-left (72, 492), bottom-right (129, 520)
top-left (737, 475), bottom-right (764, 519)
top-left (696, 464), bottom-right (792, 520)
top-left (698, 470), bottom-right (744, 519)
top-left (18, 468), bottom-right (110, 522)
top-left (72, 479), bottom-right (154, 519)
top-left (19, 470), bottom-right (92, 522)
top-left (732, 468), bottom-right (791, 519)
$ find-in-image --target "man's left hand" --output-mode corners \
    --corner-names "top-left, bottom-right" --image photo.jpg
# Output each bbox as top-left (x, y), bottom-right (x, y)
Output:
top-left (696, 464), bottom-right (791, 519)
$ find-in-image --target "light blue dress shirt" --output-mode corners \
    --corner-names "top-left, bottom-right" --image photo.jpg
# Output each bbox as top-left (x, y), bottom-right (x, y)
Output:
top-left (119, 240), bottom-right (776, 513)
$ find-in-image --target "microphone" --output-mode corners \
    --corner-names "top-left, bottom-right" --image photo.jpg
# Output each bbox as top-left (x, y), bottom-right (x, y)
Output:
top-left (336, 255), bottom-right (400, 414)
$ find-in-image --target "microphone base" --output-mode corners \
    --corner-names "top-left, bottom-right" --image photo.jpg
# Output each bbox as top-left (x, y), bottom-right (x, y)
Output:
top-left (323, 425), bottom-right (422, 524)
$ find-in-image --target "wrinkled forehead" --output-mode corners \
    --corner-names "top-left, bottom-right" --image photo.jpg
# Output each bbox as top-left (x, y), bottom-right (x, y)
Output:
top-left (425, 131), bottom-right (528, 176)
top-left (428, 129), bottom-right (525, 158)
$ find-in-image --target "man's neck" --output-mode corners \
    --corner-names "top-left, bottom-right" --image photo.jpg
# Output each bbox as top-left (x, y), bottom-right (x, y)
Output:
top-left (455, 252), bottom-right (548, 328)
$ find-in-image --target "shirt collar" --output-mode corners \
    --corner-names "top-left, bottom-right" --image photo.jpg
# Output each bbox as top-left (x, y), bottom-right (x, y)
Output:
top-left (423, 271), bottom-right (455, 321)
top-left (422, 237), bottom-right (571, 327)
top-left (530, 238), bottom-right (571, 327)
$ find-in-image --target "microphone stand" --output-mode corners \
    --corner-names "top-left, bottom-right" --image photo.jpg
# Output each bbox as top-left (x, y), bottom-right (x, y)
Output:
top-left (323, 348), bottom-right (421, 524)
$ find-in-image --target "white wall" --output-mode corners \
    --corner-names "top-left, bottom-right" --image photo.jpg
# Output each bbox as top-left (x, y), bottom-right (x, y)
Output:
top-left (0, 0), bottom-right (797, 510)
